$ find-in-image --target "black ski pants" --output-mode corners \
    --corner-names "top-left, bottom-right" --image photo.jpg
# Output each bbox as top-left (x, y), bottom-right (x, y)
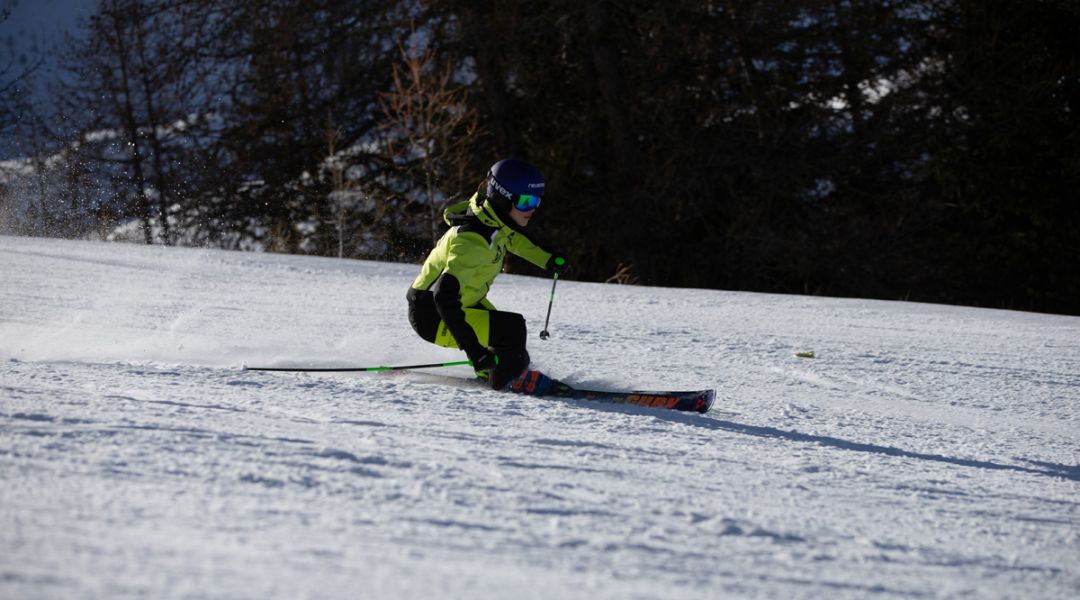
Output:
top-left (406, 288), bottom-right (530, 387)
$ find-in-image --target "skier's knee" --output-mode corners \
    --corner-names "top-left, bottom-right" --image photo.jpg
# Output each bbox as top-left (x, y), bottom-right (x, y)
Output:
top-left (489, 311), bottom-right (527, 350)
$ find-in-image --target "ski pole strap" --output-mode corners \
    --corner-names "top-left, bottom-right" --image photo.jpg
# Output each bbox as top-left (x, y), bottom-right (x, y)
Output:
top-left (244, 360), bottom-right (472, 373)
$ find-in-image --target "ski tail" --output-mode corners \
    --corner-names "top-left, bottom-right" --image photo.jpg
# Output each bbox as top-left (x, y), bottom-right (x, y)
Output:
top-left (509, 370), bottom-right (715, 414)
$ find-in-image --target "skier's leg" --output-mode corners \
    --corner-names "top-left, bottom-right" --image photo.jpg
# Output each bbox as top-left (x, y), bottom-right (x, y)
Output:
top-left (408, 291), bottom-right (494, 349)
top-left (409, 291), bottom-right (528, 387)
top-left (407, 289), bottom-right (441, 343)
top-left (486, 311), bottom-right (530, 389)
top-left (432, 309), bottom-right (491, 349)
top-left (429, 308), bottom-right (505, 379)
top-left (413, 298), bottom-right (495, 379)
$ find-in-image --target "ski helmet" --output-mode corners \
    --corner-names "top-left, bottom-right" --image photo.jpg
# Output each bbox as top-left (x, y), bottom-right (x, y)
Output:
top-left (485, 159), bottom-right (545, 216)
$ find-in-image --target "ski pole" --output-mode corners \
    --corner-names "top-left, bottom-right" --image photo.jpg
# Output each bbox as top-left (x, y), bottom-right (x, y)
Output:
top-left (539, 273), bottom-right (559, 340)
top-left (243, 360), bottom-right (473, 373)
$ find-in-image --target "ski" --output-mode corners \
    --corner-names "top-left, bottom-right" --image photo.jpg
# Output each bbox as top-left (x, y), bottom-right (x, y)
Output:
top-left (508, 370), bottom-right (715, 414)
top-left (248, 363), bottom-right (715, 414)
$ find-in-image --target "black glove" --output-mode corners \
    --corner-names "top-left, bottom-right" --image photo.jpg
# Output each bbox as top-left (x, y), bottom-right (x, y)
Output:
top-left (548, 255), bottom-right (569, 276)
top-left (469, 347), bottom-right (499, 372)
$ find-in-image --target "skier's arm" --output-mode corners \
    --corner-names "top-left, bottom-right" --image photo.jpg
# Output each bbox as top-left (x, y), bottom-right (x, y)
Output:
top-left (507, 232), bottom-right (554, 270)
top-left (508, 231), bottom-right (568, 273)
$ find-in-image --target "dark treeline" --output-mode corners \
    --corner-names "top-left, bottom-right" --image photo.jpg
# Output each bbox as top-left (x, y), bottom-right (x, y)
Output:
top-left (2, 0), bottom-right (1078, 314)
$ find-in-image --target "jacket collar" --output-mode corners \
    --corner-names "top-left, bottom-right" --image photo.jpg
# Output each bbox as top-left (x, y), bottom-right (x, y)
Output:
top-left (443, 193), bottom-right (513, 231)
top-left (470, 193), bottom-right (507, 229)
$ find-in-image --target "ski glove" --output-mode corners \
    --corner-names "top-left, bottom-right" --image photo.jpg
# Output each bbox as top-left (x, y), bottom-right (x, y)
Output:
top-left (548, 255), bottom-right (569, 275)
top-left (470, 347), bottom-right (499, 372)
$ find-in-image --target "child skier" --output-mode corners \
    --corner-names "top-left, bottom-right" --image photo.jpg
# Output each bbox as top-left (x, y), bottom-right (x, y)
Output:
top-left (407, 158), bottom-right (568, 390)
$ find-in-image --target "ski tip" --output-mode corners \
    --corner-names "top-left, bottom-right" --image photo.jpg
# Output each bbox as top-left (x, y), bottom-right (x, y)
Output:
top-left (698, 389), bottom-right (716, 413)
top-left (632, 388), bottom-right (715, 413)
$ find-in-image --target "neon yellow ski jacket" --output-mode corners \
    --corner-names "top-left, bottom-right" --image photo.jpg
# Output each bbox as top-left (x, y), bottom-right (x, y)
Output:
top-left (410, 193), bottom-right (554, 309)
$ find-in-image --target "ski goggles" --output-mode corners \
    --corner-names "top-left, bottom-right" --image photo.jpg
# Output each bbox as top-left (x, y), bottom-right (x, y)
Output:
top-left (512, 193), bottom-right (542, 212)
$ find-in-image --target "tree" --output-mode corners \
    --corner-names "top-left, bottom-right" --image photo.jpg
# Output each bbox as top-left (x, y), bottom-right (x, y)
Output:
top-left (930, 0), bottom-right (1080, 312)
top-left (0, 5), bottom-right (42, 141)
top-left (193, 0), bottom-right (405, 255)
top-left (56, 0), bottom-right (209, 245)
top-left (379, 23), bottom-right (484, 244)
top-left (12, 0), bottom-right (1076, 314)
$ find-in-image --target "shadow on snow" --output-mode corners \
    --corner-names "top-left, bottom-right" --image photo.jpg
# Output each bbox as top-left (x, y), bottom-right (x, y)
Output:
top-left (574, 399), bottom-right (1080, 483)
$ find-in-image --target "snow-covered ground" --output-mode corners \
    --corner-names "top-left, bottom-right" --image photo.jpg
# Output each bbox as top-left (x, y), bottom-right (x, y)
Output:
top-left (2, 235), bottom-right (1078, 599)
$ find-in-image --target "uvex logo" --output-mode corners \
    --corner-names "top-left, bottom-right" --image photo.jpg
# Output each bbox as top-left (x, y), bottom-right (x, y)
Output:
top-left (489, 179), bottom-right (513, 199)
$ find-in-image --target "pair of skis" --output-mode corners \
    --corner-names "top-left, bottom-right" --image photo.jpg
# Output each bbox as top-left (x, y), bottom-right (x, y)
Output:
top-left (243, 362), bottom-right (715, 414)
top-left (507, 369), bottom-right (714, 414)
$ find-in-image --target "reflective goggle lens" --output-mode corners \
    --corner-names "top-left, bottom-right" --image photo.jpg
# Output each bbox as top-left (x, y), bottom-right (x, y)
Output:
top-left (514, 193), bottom-right (541, 212)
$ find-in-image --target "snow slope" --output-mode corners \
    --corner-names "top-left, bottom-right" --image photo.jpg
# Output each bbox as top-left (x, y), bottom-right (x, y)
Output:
top-left (2, 235), bottom-right (1079, 599)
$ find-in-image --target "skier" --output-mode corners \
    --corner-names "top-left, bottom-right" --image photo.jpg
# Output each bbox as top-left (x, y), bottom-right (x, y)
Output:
top-left (407, 158), bottom-right (568, 390)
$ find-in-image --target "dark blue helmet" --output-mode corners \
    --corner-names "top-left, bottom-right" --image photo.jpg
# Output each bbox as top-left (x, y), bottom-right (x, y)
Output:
top-left (485, 159), bottom-right (545, 215)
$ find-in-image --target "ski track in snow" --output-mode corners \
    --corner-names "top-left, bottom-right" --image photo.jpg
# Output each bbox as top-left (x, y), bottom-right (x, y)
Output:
top-left (2, 236), bottom-right (1079, 599)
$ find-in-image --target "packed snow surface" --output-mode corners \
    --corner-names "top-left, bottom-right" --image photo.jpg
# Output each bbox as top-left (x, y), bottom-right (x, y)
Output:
top-left (2, 235), bottom-right (1079, 599)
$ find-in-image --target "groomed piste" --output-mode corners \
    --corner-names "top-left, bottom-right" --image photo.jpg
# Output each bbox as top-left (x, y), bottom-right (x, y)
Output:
top-left (2, 236), bottom-right (1079, 599)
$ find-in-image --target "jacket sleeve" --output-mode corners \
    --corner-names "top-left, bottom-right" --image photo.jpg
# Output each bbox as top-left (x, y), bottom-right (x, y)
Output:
top-left (431, 272), bottom-right (486, 360)
top-left (507, 231), bottom-right (554, 270)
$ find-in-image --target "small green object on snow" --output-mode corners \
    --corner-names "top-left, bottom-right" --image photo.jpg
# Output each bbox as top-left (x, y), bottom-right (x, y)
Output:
top-left (795, 351), bottom-right (816, 359)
